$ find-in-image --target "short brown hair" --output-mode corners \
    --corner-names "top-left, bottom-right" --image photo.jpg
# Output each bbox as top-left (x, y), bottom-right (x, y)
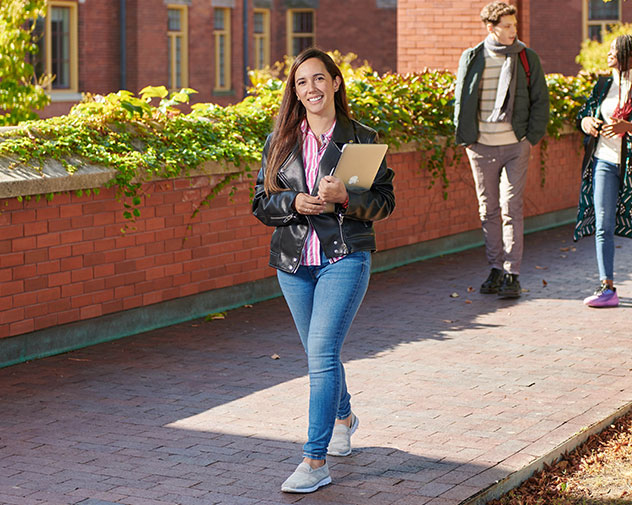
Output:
top-left (480, 2), bottom-right (517, 25)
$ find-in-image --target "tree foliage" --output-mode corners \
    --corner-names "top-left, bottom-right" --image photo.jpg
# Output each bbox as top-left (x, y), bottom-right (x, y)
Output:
top-left (0, 0), bottom-right (52, 125)
top-left (576, 23), bottom-right (632, 73)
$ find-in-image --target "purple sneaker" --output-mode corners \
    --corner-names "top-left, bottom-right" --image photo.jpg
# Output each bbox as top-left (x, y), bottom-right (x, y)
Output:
top-left (583, 284), bottom-right (619, 308)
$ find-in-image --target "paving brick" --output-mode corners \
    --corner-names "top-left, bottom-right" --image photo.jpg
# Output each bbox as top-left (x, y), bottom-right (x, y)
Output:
top-left (1, 225), bottom-right (632, 503)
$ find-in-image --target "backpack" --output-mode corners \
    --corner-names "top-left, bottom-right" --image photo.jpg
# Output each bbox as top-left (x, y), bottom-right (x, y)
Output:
top-left (519, 49), bottom-right (530, 87)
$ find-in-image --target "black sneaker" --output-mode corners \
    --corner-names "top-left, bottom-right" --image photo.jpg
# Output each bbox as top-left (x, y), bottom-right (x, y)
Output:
top-left (498, 273), bottom-right (521, 298)
top-left (480, 268), bottom-right (503, 294)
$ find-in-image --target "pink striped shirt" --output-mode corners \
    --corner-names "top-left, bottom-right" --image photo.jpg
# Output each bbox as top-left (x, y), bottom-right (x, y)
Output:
top-left (300, 119), bottom-right (336, 266)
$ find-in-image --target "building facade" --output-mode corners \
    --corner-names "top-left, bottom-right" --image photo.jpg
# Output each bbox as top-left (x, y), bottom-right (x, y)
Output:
top-left (36, 0), bottom-right (397, 118)
top-left (34, 0), bottom-right (630, 118)
top-left (398, 0), bottom-right (632, 76)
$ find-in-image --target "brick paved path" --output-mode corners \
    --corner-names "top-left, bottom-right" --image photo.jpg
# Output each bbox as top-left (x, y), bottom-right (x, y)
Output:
top-left (1, 223), bottom-right (632, 505)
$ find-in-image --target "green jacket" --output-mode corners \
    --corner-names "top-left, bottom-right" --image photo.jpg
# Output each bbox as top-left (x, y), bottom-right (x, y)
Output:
top-left (574, 76), bottom-right (632, 241)
top-left (454, 41), bottom-right (550, 146)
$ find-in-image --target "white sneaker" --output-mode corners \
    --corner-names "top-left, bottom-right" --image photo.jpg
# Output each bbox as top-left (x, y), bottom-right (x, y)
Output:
top-left (327, 412), bottom-right (359, 456)
top-left (281, 462), bottom-right (331, 493)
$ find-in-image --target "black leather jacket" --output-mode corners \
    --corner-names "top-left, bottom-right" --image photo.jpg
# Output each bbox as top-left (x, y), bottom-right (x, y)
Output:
top-left (252, 115), bottom-right (395, 273)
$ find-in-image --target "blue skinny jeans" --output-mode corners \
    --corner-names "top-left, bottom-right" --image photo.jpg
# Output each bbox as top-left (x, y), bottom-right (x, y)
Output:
top-left (277, 250), bottom-right (371, 460)
top-left (592, 157), bottom-right (620, 281)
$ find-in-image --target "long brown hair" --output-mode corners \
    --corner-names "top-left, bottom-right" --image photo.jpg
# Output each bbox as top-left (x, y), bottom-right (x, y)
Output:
top-left (612, 34), bottom-right (632, 120)
top-left (264, 48), bottom-right (351, 195)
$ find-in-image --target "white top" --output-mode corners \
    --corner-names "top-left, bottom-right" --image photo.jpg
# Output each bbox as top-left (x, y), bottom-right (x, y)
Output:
top-left (595, 77), bottom-right (623, 164)
top-left (477, 47), bottom-right (519, 146)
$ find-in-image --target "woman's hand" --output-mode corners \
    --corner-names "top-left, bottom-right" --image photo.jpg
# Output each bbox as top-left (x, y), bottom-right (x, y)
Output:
top-left (581, 116), bottom-right (603, 137)
top-left (294, 193), bottom-right (325, 215)
top-left (317, 175), bottom-right (348, 204)
top-left (602, 117), bottom-right (632, 138)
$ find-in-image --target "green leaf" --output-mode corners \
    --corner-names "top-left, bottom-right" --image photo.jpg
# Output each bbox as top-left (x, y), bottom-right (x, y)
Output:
top-left (139, 85), bottom-right (169, 101)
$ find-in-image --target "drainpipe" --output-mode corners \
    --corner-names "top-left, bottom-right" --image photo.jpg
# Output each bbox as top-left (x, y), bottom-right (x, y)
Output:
top-left (120, 0), bottom-right (127, 90)
top-left (243, 0), bottom-right (249, 97)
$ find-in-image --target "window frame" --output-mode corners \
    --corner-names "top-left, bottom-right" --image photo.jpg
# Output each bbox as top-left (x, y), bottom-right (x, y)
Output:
top-left (583, 0), bottom-right (622, 42)
top-left (167, 4), bottom-right (189, 91)
top-left (38, 0), bottom-right (79, 94)
top-left (213, 7), bottom-right (232, 92)
top-left (286, 9), bottom-right (315, 57)
top-left (253, 8), bottom-right (270, 70)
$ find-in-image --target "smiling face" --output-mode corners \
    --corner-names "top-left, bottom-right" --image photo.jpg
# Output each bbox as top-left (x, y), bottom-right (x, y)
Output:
top-left (487, 14), bottom-right (518, 46)
top-left (294, 57), bottom-right (341, 119)
top-left (608, 39), bottom-right (619, 69)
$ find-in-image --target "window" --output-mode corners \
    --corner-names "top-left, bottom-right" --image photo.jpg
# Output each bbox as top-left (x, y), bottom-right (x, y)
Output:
top-left (214, 8), bottom-right (231, 91)
top-left (287, 9), bottom-right (315, 57)
top-left (32, 1), bottom-right (78, 92)
top-left (253, 9), bottom-right (270, 69)
top-left (585, 0), bottom-right (621, 42)
top-left (167, 5), bottom-right (188, 90)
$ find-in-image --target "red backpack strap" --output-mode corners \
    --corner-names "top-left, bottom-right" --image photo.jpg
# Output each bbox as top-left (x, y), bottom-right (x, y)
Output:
top-left (519, 48), bottom-right (531, 87)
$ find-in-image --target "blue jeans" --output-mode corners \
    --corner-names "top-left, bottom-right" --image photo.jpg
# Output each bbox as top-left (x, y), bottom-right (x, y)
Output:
top-left (277, 250), bottom-right (371, 460)
top-left (592, 158), bottom-right (620, 281)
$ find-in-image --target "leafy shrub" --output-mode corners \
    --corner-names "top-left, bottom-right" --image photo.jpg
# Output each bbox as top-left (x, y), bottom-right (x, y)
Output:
top-left (0, 52), bottom-right (596, 219)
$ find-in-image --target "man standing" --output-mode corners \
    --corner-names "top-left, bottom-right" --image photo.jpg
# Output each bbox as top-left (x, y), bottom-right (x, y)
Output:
top-left (454, 1), bottom-right (549, 298)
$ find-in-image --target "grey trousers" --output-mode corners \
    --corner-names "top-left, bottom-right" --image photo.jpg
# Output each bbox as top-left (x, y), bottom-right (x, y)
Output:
top-left (465, 140), bottom-right (531, 275)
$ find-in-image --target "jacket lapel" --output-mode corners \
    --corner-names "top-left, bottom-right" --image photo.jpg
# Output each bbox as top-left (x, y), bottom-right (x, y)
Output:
top-left (278, 146), bottom-right (308, 193)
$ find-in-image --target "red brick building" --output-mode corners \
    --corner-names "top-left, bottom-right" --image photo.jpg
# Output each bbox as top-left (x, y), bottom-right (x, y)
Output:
top-left (36, 0), bottom-right (632, 118)
top-left (398, 0), bottom-right (632, 76)
top-left (38, 0), bottom-right (397, 118)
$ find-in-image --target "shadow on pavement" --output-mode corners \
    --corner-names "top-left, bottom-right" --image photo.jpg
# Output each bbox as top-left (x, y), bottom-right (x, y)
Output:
top-left (1, 223), bottom-right (632, 504)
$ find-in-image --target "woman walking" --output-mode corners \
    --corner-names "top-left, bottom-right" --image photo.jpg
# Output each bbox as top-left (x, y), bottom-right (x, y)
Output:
top-left (252, 48), bottom-right (395, 492)
top-left (576, 34), bottom-right (632, 307)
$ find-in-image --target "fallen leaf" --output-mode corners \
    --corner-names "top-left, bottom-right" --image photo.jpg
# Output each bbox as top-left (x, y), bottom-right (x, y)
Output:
top-left (535, 265), bottom-right (548, 270)
top-left (205, 312), bottom-right (226, 321)
top-left (465, 300), bottom-right (472, 304)
top-left (244, 304), bottom-right (253, 308)
top-left (560, 247), bottom-right (570, 252)
top-left (270, 354), bottom-right (280, 360)
top-left (450, 292), bottom-right (460, 298)
top-left (542, 279), bottom-right (548, 287)
top-left (467, 286), bottom-right (475, 293)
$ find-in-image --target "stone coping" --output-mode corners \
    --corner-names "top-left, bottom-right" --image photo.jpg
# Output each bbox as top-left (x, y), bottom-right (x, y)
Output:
top-left (0, 155), bottom-right (240, 199)
top-left (0, 124), bottom-right (242, 199)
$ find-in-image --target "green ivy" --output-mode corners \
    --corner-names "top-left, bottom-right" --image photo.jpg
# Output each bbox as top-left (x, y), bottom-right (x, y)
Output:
top-left (0, 52), bottom-right (596, 220)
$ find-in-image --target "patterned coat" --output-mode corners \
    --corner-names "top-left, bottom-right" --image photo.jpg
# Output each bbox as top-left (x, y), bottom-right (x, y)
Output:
top-left (574, 76), bottom-right (632, 241)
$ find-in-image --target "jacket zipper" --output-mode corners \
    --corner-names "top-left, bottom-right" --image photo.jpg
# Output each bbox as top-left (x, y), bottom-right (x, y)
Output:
top-left (278, 172), bottom-right (298, 224)
top-left (336, 211), bottom-right (349, 255)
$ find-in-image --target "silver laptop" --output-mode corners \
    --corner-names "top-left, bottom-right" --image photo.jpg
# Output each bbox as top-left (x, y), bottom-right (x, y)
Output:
top-left (323, 143), bottom-right (388, 212)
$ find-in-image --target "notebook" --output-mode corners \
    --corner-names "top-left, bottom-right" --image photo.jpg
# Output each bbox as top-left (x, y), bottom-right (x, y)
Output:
top-left (322, 143), bottom-right (388, 213)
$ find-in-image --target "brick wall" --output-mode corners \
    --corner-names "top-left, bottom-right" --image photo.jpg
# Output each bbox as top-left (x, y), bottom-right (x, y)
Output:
top-left (0, 135), bottom-right (582, 340)
top-left (397, 0), bottom-right (492, 74)
top-left (79, 0), bottom-right (121, 93)
top-left (398, 0), bottom-right (632, 76)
